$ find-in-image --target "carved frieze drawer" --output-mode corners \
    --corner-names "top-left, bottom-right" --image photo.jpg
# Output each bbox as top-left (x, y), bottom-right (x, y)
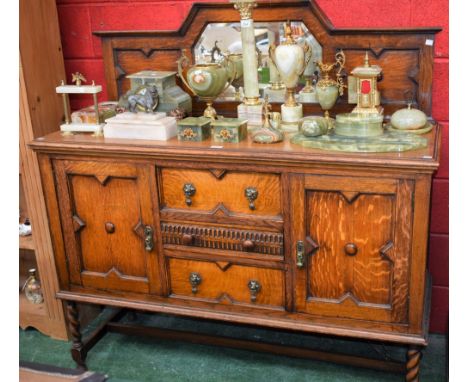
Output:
top-left (168, 257), bottom-right (285, 310)
top-left (161, 222), bottom-right (283, 257)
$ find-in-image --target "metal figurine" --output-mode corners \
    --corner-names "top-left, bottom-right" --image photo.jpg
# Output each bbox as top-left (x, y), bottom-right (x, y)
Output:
top-left (127, 85), bottom-right (159, 113)
top-left (71, 72), bottom-right (87, 86)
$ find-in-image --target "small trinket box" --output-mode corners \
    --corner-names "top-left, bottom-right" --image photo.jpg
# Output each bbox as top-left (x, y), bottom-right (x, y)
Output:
top-left (177, 117), bottom-right (212, 141)
top-left (211, 118), bottom-right (248, 143)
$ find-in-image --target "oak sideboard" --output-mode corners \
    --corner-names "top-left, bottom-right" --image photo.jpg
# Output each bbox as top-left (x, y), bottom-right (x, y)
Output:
top-left (31, 125), bottom-right (440, 380)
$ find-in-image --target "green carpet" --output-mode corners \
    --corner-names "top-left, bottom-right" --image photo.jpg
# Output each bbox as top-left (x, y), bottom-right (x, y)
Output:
top-left (19, 310), bottom-right (447, 382)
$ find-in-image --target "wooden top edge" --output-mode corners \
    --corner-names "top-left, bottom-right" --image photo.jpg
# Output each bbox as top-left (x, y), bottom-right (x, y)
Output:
top-left (56, 290), bottom-right (428, 346)
top-left (30, 125), bottom-right (440, 172)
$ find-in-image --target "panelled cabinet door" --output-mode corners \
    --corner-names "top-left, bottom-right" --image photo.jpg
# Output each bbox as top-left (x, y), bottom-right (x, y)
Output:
top-left (290, 175), bottom-right (414, 324)
top-left (54, 160), bottom-right (162, 294)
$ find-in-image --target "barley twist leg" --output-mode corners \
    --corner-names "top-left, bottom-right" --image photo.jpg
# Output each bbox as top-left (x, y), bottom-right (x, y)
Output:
top-left (66, 301), bottom-right (87, 371)
top-left (406, 346), bottom-right (422, 382)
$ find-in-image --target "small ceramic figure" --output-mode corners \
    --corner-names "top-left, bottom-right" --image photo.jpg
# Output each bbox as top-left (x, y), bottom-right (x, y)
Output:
top-left (251, 96), bottom-right (284, 144)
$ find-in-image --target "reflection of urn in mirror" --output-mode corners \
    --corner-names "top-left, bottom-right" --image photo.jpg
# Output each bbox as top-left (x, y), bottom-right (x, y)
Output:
top-left (227, 53), bottom-right (244, 101)
top-left (269, 21), bottom-right (312, 132)
top-left (177, 49), bottom-right (236, 119)
top-left (316, 50), bottom-right (346, 128)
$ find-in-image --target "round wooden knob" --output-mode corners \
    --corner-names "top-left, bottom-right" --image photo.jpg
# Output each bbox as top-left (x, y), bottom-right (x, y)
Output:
top-left (242, 240), bottom-right (255, 251)
top-left (182, 233), bottom-right (194, 246)
top-left (344, 243), bottom-right (358, 256)
top-left (105, 222), bottom-right (115, 234)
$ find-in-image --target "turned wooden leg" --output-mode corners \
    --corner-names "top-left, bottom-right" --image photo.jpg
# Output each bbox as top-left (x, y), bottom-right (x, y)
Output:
top-left (406, 346), bottom-right (422, 382)
top-left (66, 301), bottom-right (87, 371)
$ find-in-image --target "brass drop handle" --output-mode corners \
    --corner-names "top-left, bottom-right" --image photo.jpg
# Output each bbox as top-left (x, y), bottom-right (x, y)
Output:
top-left (242, 239), bottom-right (255, 251)
top-left (183, 183), bottom-right (196, 206)
top-left (247, 279), bottom-right (261, 302)
top-left (182, 233), bottom-right (195, 246)
top-left (244, 187), bottom-right (258, 211)
top-left (189, 272), bottom-right (202, 294)
top-left (105, 222), bottom-right (115, 234)
top-left (144, 225), bottom-right (154, 252)
top-left (344, 243), bottom-right (358, 256)
top-left (296, 240), bottom-right (305, 268)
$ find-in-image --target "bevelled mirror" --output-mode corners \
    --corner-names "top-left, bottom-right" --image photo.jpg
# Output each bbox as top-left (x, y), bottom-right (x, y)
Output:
top-left (194, 21), bottom-right (322, 103)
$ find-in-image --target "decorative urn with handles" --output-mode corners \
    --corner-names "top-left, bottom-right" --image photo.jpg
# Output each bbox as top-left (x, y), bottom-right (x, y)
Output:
top-left (269, 21), bottom-right (312, 132)
top-left (177, 49), bottom-right (236, 119)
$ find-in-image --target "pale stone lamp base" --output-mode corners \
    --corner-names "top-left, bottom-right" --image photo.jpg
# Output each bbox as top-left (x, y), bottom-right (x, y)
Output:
top-left (280, 103), bottom-right (303, 132)
top-left (238, 103), bottom-right (263, 128)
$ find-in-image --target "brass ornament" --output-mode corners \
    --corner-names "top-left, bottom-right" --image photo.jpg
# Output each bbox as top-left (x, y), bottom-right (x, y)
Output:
top-left (233, 1), bottom-right (257, 20)
top-left (71, 72), bottom-right (87, 86)
top-left (316, 50), bottom-right (346, 96)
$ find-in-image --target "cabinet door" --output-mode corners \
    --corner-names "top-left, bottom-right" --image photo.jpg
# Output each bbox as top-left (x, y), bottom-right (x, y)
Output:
top-left (290, 175), bottom-right (413, 324)
top-left (54, 160), bottom-right (162, 294)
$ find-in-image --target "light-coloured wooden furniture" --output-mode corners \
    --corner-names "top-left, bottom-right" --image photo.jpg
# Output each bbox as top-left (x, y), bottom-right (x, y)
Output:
top-left (19, 0), bottom-right (68, 339)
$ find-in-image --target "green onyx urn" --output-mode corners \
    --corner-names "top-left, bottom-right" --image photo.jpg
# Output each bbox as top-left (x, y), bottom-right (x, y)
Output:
top-left (211, 118), bottom-right (248, 143)
top-left (178, 50), bottom-right (235, 119)
top-left (177, 117), bottom-right (212, 142)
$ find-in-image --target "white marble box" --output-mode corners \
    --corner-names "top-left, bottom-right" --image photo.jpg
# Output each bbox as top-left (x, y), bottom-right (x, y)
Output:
top-left (103, 112), bottom-right (177, 141)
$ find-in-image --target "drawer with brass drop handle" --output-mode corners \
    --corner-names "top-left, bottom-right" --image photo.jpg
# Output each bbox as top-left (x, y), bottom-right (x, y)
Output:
top-left (168, 258), bottom-right (285, 309)
top-left (161, 222), bottom-right (283, 257)
top-left (160, 168), bottom-right (281, 217)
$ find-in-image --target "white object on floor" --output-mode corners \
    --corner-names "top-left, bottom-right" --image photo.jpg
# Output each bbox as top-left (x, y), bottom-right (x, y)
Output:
top-left (103, 112), bottom-right (177, 141)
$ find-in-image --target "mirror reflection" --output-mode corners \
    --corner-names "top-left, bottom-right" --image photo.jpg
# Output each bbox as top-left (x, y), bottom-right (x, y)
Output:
top-left (194, 22), bottom-right (323, 103)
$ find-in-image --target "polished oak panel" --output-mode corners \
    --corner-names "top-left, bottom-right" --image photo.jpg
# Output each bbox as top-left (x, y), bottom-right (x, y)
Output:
top-left (293, 175), bottom-right (412, 324)
top-left (160, 168), bottom-right (282, 217)
top-left (168, 257), bottom-right (285, 309)
top-left (54, 160), bottom-right (162, 294)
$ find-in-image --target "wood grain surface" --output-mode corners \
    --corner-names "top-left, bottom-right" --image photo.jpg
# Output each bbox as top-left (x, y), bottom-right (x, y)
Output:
top-left (53, 160), bottom-right (163, 294)
top-left (160, 168), bottom-right (282, 216)
top-left (168, 258), bottom-right (285, 309)
top-left (293, 175), bottom-right (412, 324)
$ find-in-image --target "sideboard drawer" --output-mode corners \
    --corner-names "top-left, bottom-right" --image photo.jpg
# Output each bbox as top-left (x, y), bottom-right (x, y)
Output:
top-left (159, 168), bottom-right (282, 217)
top-left (168, 258), bottom-right (285, 309)
top-left (161, 222), bottom-right (283, 258)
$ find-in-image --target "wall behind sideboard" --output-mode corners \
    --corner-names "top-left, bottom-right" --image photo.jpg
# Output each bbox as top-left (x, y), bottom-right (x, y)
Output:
top-left (55, 0), bottom-right (449, 333)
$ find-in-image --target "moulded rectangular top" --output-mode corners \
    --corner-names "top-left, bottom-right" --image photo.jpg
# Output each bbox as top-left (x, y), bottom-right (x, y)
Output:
top-left (29, 123), bottom-right (441, 173)
top-left (56, 85), bottom-right (102, 94)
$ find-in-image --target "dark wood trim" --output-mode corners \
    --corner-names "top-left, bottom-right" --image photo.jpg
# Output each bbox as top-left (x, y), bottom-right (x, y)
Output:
top-left (106, 320), bottom-right (406, 374)
top-left (56, 290), bottom-right (428, 346)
